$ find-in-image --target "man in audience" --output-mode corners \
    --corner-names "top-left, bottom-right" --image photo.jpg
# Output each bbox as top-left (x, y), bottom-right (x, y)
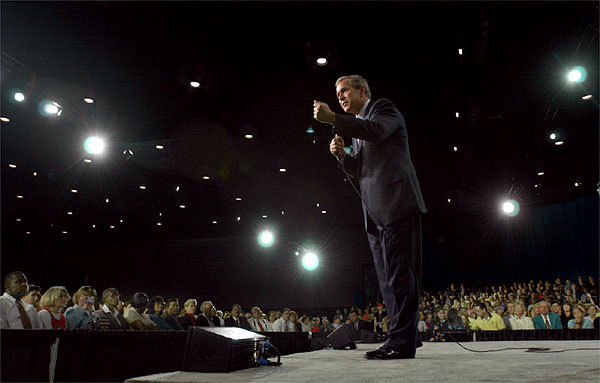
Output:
top-left (92, 288), bottom-right (130, 330)
top-left (149, 295), bottom-right (172, 329)
top-left (502, 301), bottom-right (515, 329)
top-left (224, 304), bottom-right (251, 330)
top-left (272, 307), bottom-right (295, 331)
top-left (468, 302), bottom-right (506, 331)
top-left (248, 306), bottom-right (269, 332)
top-left (196, 301), bottom-right (220, 327)
top-left (164, 298), bottom-right (183, 330)
top-left (348, 310), bottom-right (371, 332)
top-left (22, 284), bottom-right (42, 311)
top-left (533, 300), bottom-right (562, 329)
top-left (1, 271), bottom-right (41, 328)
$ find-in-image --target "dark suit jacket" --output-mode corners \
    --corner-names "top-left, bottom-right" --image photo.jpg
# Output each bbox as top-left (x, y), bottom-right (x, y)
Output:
top-left (165, 314), bottom-right (184, 330)
top-left (224, 316), bottom-right (251, 330)
top-left (178, 313), bottom-right (197, 330)
top-left (196, 314), bottom-right (221, 327)
top-left (92, 308), bottom-right (130, 330)
top-left (334, 98), bottom-right (427, 227)
top-left (533, 313), bottom-right (563, 329)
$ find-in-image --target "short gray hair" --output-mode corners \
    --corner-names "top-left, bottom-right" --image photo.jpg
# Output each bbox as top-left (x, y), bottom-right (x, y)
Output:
top-left (335, 75), bottom-right (371, 99)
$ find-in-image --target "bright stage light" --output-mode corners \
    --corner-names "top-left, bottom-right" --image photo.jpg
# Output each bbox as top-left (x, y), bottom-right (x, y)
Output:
top-left (190, 81), bottom-right (200, 88)
top-left (458, 48), bottom-right (463, 55)
top-left (14, 92), bottom-right (25, 102)
top-left (316, 57), bottom-right (328, 66)
top-left (502, 199), bottom-right (520, 217)
top-left (84, 136), bottom-right (105, 154)
top-left (549, 133), bottom-right (557, 140)
top-left (244, 134), bottom-right (254, 139)
top-left (302, 252), bottom-right (319, 271)
top-left (582, 94), bottom-right (592, 100)
top-left (0, 117), bottom-right (10, 122)
top-left (83, 98), bottom-right (94, 104)
top-left (568, 66), bottom-right (586, 83)
top-left (258, 230), bottom-right (274, 248)
top-left (554, 141), bottom-right (564, 146)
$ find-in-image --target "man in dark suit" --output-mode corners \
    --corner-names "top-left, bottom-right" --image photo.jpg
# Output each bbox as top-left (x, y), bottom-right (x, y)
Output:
top-left (314, 75), bottom-right (427, 360)
top-left (224, 304), bottom-right (251, 330)
top-left (532, 300), bottom-right (562, 329)
top-left (92, 288), bottom-right (130, 330)
top-left (196, 300), bottom-right (221, 327)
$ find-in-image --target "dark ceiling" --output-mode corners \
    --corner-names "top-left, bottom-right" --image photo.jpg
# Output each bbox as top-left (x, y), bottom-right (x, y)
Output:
top-left (1, 1), bottom-right (598, 246)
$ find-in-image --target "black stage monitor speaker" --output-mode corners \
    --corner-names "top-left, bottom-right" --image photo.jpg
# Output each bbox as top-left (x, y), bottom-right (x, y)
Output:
top-left (184, 327), bottom-right (267, 372)
top-left (327, 324), bottom-right (357, 350)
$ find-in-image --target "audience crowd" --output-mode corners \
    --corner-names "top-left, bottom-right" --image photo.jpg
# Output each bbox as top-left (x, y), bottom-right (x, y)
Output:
top-left (2, 271), bottom-right (598, 335)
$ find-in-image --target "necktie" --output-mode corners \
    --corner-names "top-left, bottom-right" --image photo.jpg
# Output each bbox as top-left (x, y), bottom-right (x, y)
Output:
top-left (544, 316), bottom-right (551, 329)
top-left (18, 300), bottom-right (32, 329)
top-left (235, 318), bottom-right (239, 326)
top-left (257, 320), bottom-right (265, 332)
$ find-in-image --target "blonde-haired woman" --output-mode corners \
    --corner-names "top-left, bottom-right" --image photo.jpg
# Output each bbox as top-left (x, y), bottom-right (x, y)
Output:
top-left (178, 299), bottom-right (198, 330)
top-left (38, 286), bottom-right (70, 329)
top-left (509, 301), bottom-right (535, 330)
top-left (65, 286), bottom-right (97, 329)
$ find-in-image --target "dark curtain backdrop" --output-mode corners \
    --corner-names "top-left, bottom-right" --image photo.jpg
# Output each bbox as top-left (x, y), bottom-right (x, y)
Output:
top-left (2, 196), bottom-right (598, 307)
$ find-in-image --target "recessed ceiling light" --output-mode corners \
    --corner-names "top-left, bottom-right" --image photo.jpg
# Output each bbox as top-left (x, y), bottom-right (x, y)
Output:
top-left (84, 158), bottom-right (92, 163)
top-left (202, 176), bottom-right (210, 180)
top-left (236, 216), bottom-right (241, 221)
top-left (554, 141), bottom-right (564, 146)
top-left (71, 189), bottom-right (78, 193)
top-left (175, 186), bottom-right (180, 192)
top-left (26, 231), bottom-right (31, 235)
top-left (212, 220), bottom-right (218, 224)
top-left (16, 195), bottom-right (24, 199)
top-left (157, 222), bottom-right (162, 226)
top-left (321, 210), bottom-right (327, 214)
top-left (33, 171), bottom-right (37, 176)
top-left (105, 198), bottom-right (109, 203)
top-left (16, 218), bottom-right (22, 222)
top-left (455, 112), bottom-right (460, 118)
top-left (179, 205), bottom-right (186, 209)
top-left (537, 172), bottom-right (545, 176)
top-left (453, 146), bottom-right (458, 152)
top-left (139, 185), bottom-right (147, 189)
top-left (83, 97), bottom-right (94, 104)
top-left (235, 197), bottom-right (242, 201)
top-left (14, 92), bottom-right (25, 102)
top-left (110, 225), bottom-right (115, 229)
top-left (316, 57), bottom-right (328, 66)
top-left (0, 117), bottom-right (10, 122)
top-left (581, 94), bottom-right (592, 100)
top-left (279, 168), bottom-right (287, 172)
top-left (458, 48), bottom-right (463, 55)
top-left (190, 81), bottom-right (200, 88)
top-left (262, 215), bottom-right (267, 218)
top-left (550, 133), bottom-right (557, 140)
top-left (244, 134), bottom-right (254, 139)
top-left (67, 211), bottom-right (73, 215)
top-left (155, 145), bottom-right (164, 150)
top-left (8, 163), bottom-right (16, 168)
top-left (448, 198), bottom-right (451, 203)
top-left (62, 231), bottom-right (68, 234)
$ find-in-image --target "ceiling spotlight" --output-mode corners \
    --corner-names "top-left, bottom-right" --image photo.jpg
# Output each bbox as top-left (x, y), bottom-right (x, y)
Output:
top-left (105, 198), bottom-right (109, 203)
top-left (554, 141), bottom-right (564, 146)
top-left (258, 230), bottom-right (274, 248)
top-left (190, 81), bottom-right (201, 88)
top-left (534, 184), bottom-right (538, 188)
top-left (14, 92), bottom-right (25, 102)
top-left (236, 216), bottom-right (241, 221)
top-left (26, 232), bottom-right (31, 235)
top-left (458, 48), bottom-right (463, 55)
top-left (316, 57), bottom-right (328, 66)
top-left (155, 145), bottom-right (164, 150)
top-left (84, 136), bottom-right (105, 155)
top-left (581, 94), bottom-right (592, 100)
top-left (537, 172), bottom-right (545, 176)
top-left (92, 224), bottom-right (96, 228)
top-left (175, 186), bottom-right (180, 192)
top-left (212, 220), bottom-right (218, 224)
top-left (574, 182), bottom-right (580, 187)
top-left (157, 222), bottom-right (162, 226)
top-left (8, 163), bottom-right (17, 168)
top-left (84, 158), bottom-right (92, 163)
top-left (244, 134), bottom-right (254, 139)
top-left (549, 133), bottom-right (557, 140)
top-left (110, 225), bottom-right (115, 229)
top-left (62, 231), bottom-right (68, 234)
top-left (262, 215), bottom-right (268, 218)
top-left (17, 195), bottom-right (24, 199)
top-left (447, 198), bottom-right (451, 203)
top-left (316, 203), bottom-right (320, 207)
top-left (235, 197), bottom-right (242, 201)
top-left (455, 112), bottom-right (460, 118)
top-left (67, 211), bottom-right (73, 215)
top-left (279, 168), bottom-right (287, 172)
top-left (321, 210), bottom-right (327, 214)
top-left (70, 189), bottom-right (78, 193)
top-left (302, 252), bottom-right (319, 271)
top-left (139, 185), bottom-right (147, 190)
top-left (567, 66), bottom-right (586, 83)
top-left (83, 98), bottom-right (94, 104)
top-left (0, 117), bottom-right (10, 122)
top-left (159, 213), bottom-right (162, 216)
top-left (202, 176), bottom-right (210, 180)
top-left (179, 205), bottom-right (186, 209)
top-left (502, 199), bottom-right (520, 217)
top-left (33, 171), bottom-right (37, 176)
top-left (42, 101), bottom-right (60, 116)
top-left (281, 211), bottom-right (285, 215)
top-left (16, 218), bottom-right (22, 222)
top-left (119, 219), bottom-right (123, 223)
top-left (453, 146), bottom-right (458, 152)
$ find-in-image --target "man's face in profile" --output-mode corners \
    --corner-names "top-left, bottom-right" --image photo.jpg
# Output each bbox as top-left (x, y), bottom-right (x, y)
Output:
top-left (336, 79), bottom-right (365, 115)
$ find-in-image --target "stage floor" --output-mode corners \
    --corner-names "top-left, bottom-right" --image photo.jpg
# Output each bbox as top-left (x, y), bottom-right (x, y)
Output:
top-left (127, 340), bottom-right (600, 383)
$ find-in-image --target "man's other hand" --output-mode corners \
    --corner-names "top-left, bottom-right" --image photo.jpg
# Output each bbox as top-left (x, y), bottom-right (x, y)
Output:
top-left (330, 136), bottom-right (345, 160)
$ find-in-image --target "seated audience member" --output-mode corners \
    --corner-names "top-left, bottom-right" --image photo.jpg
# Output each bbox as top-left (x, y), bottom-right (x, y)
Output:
top-left (214, 308), bottom-right (225, 326)
top-left (584, 304), bottom-right (598, 323)
top-left (288, 311), bottom-right (302, 332)
top-left (148, 295), bottom-right (171, 330)
top-left (38, 286), bottom-right (70, 329)
top-left (65, 286), bottom-right (97, 329)
top-left (561, 302), bottom-right (574, 329)
top-left (568, 306), bottom-right (593, 329)
top-left (124, 292), bottom-right (158, 330)
top-left (272, 308), bottom-right (294, 332)
top-left (1, 271), bottom-right (41, 329)
top-left (362, 309), bottom-right (370, 321)
top-left (446, 308), bottom-right (465, 330)
top-left (373, 303), bottom-right (386, 333)
top-left (196, 301), bottom-right (220, 327)
top-left (23, 284), bottom-right (42, 312)
top-left (502, 302), bottom-right (515, 330)
top-left (224, 304), bottom-right (251, 330)
top-left (551, 301), bottom-right (562, 316)
top-left (164, 298), bottom-right (183, 330)
top-left (332, 315), bottom-right (342, 330)
top-left (348, 310), bottom-right (371, 332)
top-left (178, 299), bottom-right (198, 330)
top-left (432, 308), bottom-right (449, 331)
top-left (300, 316), bottom-right (311, 332)
top-left (310, 317), bottom-right (321, 332)
top-left (417, 311), bottom-right (428, 332)
top-left (92, 288), bottom-right (130, 330)
top-left (248, 306), bottom-right (269, 332)
top-left (320, 316), bottom-right (333, 332)
top-left (508, 301), bottom-right (535, 330)
top-left (533, 300), bottom-right (562, 330)
top-left (266, 311), bottom-right (277, 331)
top-left (469, 302), bottom-right (506, 331)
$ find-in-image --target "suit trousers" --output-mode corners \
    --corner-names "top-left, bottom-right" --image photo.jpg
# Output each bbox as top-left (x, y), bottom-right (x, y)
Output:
top-left (366, 213), bottom-right (422, 352)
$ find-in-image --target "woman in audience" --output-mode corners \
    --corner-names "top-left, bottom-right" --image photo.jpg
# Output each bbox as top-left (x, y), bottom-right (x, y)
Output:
top-left (509, 301), bottom-right (535, 330)
top-left (65, 286), bottom-right (97, 329)
top-left (567, 306), bottom-right (593, 329)
top-left (178, 299), bottom-right (197, 330)
top-left (38, 286), bottom-right (70, 329)
top-left (446, 308), bottom-right (465, 330)
top-left (266, 311), bottom-right (277, 331)
top-left (300, 316), bottom-right (311, 332)
top-left (124, 292), bottom-right (158, 330)
top-left (288, 311), bottom-right (302, 332)
top-left (561, 302), bottom-right (574, 329)
top-left (417, 311), bottom-right (427, 332)
top-left (584, 304), bottom-right (598, 323)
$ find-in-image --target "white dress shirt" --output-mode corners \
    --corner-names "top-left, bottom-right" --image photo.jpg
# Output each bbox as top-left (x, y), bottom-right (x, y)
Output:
top-left (272, 317), bottom-right (294, 332)
top-left (509, 315), bottom-right (535, 330)
top-left (248, 317), bottom-right (269, 332)
top-left (0, 292), bottom-right (41, 329)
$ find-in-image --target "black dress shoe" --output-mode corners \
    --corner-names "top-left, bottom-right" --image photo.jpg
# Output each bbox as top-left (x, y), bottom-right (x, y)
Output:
top-left (363, 346), bottom-right (415, 360)
top-left (363, 346), bottom-right (390, 359)
top-left (416, 339), bottom-right (423, 348)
